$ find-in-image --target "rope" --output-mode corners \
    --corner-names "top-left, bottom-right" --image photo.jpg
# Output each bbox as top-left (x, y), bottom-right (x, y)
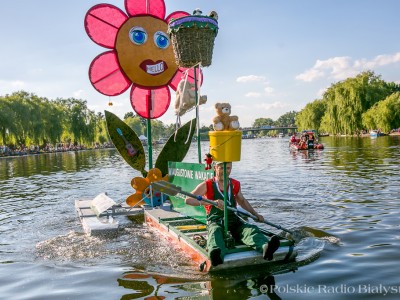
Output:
top-left (174, 63), bottom-right (203, 145)
top-left (209, 135), bottom-right (236, 152)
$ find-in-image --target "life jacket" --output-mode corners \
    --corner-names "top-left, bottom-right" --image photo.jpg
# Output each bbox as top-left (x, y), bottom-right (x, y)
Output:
top-left (204, 178), bottom-right (241, 225)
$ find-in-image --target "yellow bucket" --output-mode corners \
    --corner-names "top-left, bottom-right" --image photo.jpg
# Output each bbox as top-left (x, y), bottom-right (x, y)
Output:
top-left (209, 131), bottom-right (242, 162)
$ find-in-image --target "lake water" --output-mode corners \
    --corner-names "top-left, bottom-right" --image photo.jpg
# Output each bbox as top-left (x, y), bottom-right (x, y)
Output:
top-left (0, 136), bottom-right (399, 299)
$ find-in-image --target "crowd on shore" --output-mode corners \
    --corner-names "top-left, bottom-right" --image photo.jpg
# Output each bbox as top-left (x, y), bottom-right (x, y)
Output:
top-left (0, 142), bottom-right (115, 158)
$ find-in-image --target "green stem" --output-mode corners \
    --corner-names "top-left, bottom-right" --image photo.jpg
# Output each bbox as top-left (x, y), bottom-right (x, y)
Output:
top-left (223, 162), bottom-right (228, 235)
top-left (147, 118), bottom-right (152, 169)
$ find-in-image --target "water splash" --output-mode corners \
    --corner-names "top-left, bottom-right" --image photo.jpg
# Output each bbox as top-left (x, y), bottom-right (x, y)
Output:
top-left (35, 231), bottom-right (106, 260)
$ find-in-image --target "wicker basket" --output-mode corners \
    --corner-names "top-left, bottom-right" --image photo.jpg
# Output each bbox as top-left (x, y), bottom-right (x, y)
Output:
top-left (168, 16), bottom-right (218, 68)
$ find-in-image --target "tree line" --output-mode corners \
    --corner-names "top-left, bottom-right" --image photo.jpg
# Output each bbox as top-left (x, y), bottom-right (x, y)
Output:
top-left (252, 71), bottom-right (400, 135)
top-left (2, 70), bottom-right (399, 149)
top-left (295, 71), bottom-right (400, 135)
top-left (0, 91), bottom-right (209, 148)
top-left (0, 91), bottom-right (108, 148)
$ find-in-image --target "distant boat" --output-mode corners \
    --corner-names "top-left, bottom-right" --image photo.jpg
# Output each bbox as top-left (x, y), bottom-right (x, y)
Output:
top-left (369, 130), bottom-right (385, 138)
top-left (242, 134), bottom-right (256, 139)
top-left (289, 130), bottom-right (324, 150)
top-left (278, 133), bottom-right (284, 138)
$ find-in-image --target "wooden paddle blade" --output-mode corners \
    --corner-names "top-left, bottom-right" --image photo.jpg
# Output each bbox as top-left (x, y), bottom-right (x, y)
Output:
top-left (151, 181), bottom-right (181, 196)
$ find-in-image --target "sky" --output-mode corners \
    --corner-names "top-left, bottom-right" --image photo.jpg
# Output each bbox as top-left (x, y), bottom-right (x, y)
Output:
top-left (1, 0), bottom-right (400, 127)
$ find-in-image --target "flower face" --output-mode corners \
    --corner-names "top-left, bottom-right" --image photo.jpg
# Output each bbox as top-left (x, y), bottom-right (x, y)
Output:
top-left (85, 0), bottom-right (201, 119)
top-left (115, 16), bottom-right (178, 88)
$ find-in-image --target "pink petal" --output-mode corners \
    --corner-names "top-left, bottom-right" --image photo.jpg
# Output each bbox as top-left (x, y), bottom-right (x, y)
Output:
top-left (169, 67), bottom-right (203, 91)
top-left (89, 51), bottom-right (131, 96)
top-left (130, 86), bottom-right (170, 119)
top-left (85, 4), bottom-right (128, 48)
top-left (165, 11), bottom-right (189, 24)
top-left (125, 0), bottom-right (166, 19)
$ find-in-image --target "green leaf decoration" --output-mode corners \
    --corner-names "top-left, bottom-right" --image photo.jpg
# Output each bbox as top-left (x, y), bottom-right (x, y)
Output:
top-left (105, 110), bottom-right (146, 176)
top-left (155, 119), bottom-right (196, 176)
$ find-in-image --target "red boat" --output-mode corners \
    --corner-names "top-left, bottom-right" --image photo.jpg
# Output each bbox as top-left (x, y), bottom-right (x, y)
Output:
top-left (289, 130), bottom-right (324, 150)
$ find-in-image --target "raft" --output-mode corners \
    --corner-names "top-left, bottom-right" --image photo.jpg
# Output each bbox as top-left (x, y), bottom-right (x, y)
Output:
top-left (144, 205), bottom-right (297, 272)
top-left (289, 130), bottom-right (324, 150)
top-left (144, 162), bottom-right (297, 272)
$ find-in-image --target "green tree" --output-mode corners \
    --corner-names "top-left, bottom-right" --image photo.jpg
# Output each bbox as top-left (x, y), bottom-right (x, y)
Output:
top-left (125, 116), bottom-right (145, 136)
top-left (5, 91), bottom-right (33, 145)
top-left (276, 111), bottom-right (297, 127)
top-left (362, 92), bottom-right (400, 133)
top-left (296, 100), bottom-right (326, 132)
top-left (321, 71), bottom-right (396, 135)
top-left (0, 96), bottom-right (17, 145)
top-left (124, 112), bottom-right (135, 119)
top-left (252, 118), bottom-right (275, 127)
top-left (150, 119), bottom-right (166, 140)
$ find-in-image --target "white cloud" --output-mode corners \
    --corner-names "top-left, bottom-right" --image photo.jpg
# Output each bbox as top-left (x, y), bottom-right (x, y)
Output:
top-left (296, 56), bottom-right (353, 82)
top-left (245, 92), bottom-right (261, 98)
top-left (12, 80), bottom-right (25, 88)
top-left (236, 75), bottom-right (266, 83)
top-left (235, 75), bottom-right (275, 97)
top-left (355, 53), bottom-right (400, 69)
top-left (257, 101), bottom-right (288, 110)
top-left (296, 52), bottom-right (400, 82)
top-left (264, 86), bottom-right (274, 95)
top-left (73, 89), bottom-right (85, 98)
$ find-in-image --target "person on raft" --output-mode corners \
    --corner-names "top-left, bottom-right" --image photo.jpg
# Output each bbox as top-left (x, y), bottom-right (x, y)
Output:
top-left (185, 161), bottom-right (280, 267)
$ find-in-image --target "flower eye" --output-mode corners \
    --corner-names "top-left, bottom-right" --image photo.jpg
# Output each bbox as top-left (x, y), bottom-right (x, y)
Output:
top-left (129, 27), bottom-right (148, 45)
top-left (154, 31), bottom-right (170, 49)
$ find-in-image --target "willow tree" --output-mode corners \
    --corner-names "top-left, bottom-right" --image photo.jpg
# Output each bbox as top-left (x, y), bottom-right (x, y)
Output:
top-left (321, 71), bottom-right (397, 135)
top-left (56, 98), bottom-right (97, 145)
top-left (42, 100), bottom-right (67, 145)
top-left (362, 92), bottom-right (400, 132)
top-left (95, 112), bottom-right (108, 144)
top-left (0, 96), bottom-right (17, 145)
top-left (4, 91), bottom-right (34, 145)
top-left (296, 100), bottom-right (326, 132)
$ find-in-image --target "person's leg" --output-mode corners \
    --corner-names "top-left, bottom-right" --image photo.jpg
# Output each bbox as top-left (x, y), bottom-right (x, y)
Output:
top-left (207, 222), bottom-right (225, 266)
top-left (239, 223), bottom-right (280, 260)
top-left (263, 235), bottom-right (280, 260)
top-left (238, 223), bottom-right (268, 252)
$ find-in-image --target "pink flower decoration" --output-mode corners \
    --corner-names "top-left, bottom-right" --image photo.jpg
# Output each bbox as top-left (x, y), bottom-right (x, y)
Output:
top-left (84, 0), bottom-right (201, 119)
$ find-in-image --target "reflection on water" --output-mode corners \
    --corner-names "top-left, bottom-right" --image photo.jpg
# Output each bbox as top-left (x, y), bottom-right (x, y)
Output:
top-left (118, 270), bottom-right (288, 300)
top-left (1, 136), bottom-right (400, 299)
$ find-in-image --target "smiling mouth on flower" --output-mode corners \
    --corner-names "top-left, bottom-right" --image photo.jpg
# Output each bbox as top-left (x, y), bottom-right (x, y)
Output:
top-left (140, 60), bottom-right (168, 75)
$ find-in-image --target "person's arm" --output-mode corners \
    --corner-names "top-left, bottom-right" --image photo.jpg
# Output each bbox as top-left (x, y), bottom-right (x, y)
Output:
top-left (185, 181), bottom-right (224, 209)
top-left (235, 188), bottom-right (265, 222)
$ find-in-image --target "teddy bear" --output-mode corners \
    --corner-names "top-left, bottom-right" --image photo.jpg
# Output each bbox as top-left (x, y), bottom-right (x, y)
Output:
top-left (174, 79), bottom-right (207, 116)
top-left (212, 102), bottom-right (240, 131)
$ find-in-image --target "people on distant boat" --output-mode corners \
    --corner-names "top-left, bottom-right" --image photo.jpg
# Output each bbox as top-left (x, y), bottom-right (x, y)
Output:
top-left (298, 136), bottom-right (308, 149)
top-left (185, 161), bottom-right (280, 267)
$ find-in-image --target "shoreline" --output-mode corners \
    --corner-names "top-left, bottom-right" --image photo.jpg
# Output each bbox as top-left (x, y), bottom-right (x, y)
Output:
top-left (0, 146), bottom-right (116, 159)
top-left (320, 132), bottom-right (400, 137)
